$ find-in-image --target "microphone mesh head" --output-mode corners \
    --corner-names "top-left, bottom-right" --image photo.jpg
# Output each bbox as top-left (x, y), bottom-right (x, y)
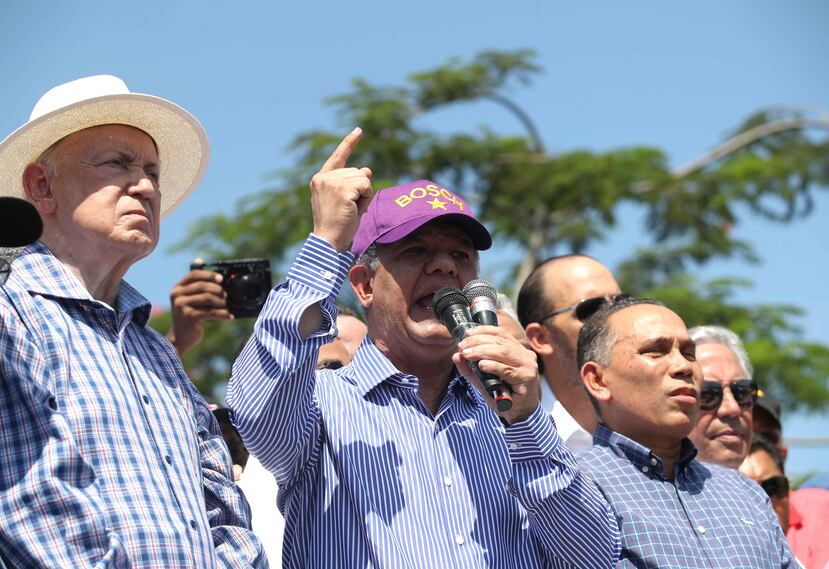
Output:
top-left (462, 279), bottom-right (497, 301)
top-left (432, 287), bottom-right (468, 316)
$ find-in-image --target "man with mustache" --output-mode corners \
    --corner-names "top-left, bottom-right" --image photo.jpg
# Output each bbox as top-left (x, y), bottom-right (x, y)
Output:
top-left (228, 129), bottom-right (621, 567)
top-left (687, 326), bottom-right (756, 468)
top-left (576, 297), bottom-right (794, 567)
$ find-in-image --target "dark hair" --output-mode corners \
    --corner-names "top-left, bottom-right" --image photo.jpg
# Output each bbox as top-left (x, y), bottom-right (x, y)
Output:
top-left (749, 432), bottom-right (785, 474)
top-left (516, 254), bottom-right (586, 328)
top-left (576, 296), bottom-right (666, 414)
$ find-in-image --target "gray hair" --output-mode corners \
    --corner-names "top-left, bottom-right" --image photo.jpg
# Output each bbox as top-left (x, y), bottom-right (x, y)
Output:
top-left (495, 293), bottom-right (518, 322)
top-left (35, 140), bottom-right (60, 176)
top-left (688, 325), bottom-right (753, 378)
top-left (355, 243), bottom-right (380, 271)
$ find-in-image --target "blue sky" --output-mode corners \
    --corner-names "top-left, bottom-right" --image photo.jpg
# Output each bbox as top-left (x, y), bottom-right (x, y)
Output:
top-left (3, 0), bottom-right (827, 475)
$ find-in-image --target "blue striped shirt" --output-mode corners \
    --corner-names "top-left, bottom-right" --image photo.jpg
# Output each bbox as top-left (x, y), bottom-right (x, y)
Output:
top-left (227, 234), bottom-right (621, 568)
top-left (577, 424), bottom-right (795, 568)
top-left (0, 243), bottom-right (266, 568)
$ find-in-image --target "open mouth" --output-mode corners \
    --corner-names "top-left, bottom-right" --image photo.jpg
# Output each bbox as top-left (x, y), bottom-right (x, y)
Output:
top-left (415, 293), bottom-right (435, 312)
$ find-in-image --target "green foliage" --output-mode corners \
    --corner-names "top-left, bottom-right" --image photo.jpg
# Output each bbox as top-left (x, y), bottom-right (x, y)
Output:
top-left (158, 49), bottom-right (829, 411)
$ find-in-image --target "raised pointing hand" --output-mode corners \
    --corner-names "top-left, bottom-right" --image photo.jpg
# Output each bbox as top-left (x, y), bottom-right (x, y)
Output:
top-left (310, 127), bottom-right (373, 252)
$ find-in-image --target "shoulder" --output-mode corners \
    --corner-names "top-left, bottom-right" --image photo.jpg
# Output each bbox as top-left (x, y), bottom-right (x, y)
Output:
top-left (691, 460), bottom-right (768, 501)
top-left (576, 444), bottom-right (617, 477)
top-left (789, 487), bottom-right (829, 511)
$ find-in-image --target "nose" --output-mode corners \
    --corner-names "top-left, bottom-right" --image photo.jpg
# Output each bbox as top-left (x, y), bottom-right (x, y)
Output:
top-left (424, 250), bottom-right (457, 276)
top-left (716, 384), bottom-right (742, 418)
top-left (127, 172), bottom-right (157, 200)
top-left (669, 348), bottom-right (695, 382)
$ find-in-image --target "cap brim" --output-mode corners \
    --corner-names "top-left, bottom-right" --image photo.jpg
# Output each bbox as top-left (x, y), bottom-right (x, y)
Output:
top-left (0, 93), bottom-right (209, 219)
top-left (375, 212), bottom-right (492, 250)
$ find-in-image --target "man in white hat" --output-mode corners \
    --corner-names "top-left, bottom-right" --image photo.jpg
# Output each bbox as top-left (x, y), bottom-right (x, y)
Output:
top-left (0, 76), bottom-right (265, 568)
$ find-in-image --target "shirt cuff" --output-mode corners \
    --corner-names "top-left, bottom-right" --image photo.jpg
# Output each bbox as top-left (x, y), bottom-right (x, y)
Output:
top-left (286, 234), bottom-right (354, 298)
top-left (504, 404), bottom-right (563, 462)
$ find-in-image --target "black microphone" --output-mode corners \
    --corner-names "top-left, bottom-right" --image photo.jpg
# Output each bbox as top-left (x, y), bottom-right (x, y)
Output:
top-left (462, 279), bottom-right (499, 326)
top-left (433, 287), bottom-right (513, 412)
top-left (1, 197), bottom-right (43, 286)
top-left (0, 197), bottom-right (43, 248)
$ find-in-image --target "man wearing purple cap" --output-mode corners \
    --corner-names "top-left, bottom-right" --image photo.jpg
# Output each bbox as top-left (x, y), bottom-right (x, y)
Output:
top-left (228, 128), bottom-right (620, 567)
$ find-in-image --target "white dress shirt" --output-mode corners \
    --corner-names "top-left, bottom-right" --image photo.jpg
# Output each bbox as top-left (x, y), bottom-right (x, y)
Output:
top-left (237, 455), bottom-right (284, 567)
top-left (539, 379), bottom-right (593, 453)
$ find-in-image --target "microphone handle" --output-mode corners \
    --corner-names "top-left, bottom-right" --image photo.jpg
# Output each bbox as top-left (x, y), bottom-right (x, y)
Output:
top-left (450, 321), bottom-right (513, 412)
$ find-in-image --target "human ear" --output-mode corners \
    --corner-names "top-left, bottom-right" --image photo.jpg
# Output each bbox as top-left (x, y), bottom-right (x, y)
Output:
top-left (349, 265), bottom-right (373, 309)
top-left (525, 322), bottom-right (554, 357)
top-left (22, 163), bottom-right (57, 215)
top-left (582, 362), bottom-right (611, 404)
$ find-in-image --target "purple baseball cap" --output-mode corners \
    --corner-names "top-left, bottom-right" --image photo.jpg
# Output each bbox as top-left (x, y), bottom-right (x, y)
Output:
top-left (351, 180), bottom-right (492, 258)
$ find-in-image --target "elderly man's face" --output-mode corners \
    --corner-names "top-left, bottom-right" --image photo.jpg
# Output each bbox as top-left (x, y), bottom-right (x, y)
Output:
top-left (688, 343), bottom-right (753, 468)
top-left (41, 124), bottom-right (160, 261)
top-left (596, 305), bottom-right (702, 447)
top-left (354, 219), bottom-right (478, 363)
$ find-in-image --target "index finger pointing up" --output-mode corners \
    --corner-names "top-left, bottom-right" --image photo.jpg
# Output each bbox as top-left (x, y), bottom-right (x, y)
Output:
top-left (319, 127), bottom-right (363, 172)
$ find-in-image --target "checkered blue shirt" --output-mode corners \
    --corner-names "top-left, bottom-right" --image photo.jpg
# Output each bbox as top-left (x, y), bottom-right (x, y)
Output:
top-left (0, 243), bottom-right (266, 568)
top-left (227, 234), bottom-right (621, 568)
top-left (577, 424), bottom-right (795, 568)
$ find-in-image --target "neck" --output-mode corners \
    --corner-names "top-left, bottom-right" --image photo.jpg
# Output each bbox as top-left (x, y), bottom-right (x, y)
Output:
top-left (648, 440), bottom-right (683, 478)
top-left (606, 421), bottom-right (685, 479)
top-left (41, 234), bottom-right (132, 306)
top-left (544, 370), bottom-right (598, 434)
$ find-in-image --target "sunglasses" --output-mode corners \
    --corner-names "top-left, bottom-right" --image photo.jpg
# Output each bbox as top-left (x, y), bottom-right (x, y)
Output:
top-left (537, 293), bottom-right (631, 323)
top-left (699, 379), bottom-right (758, 411)
top-left (760, 475), bottom-right (789, 499)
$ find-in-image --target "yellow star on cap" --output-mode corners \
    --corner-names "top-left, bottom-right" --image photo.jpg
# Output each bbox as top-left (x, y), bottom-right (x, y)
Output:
top-left (427, 198), bottom-right (448, 210)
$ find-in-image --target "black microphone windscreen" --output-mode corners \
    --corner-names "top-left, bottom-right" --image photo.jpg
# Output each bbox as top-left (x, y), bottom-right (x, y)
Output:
top-left (432, 287), bottom-right (468, 317)
top-left (0, 198), bottom-right (43, 247)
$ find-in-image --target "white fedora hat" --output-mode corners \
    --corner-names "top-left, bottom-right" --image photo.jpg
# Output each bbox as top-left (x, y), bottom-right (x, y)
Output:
top-left (0, 74), bottom-right (209, 219)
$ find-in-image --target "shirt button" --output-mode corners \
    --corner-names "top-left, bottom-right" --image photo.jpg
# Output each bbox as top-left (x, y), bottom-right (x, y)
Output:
top-left (455, 534), bottom-right (465, 546)
top-left (189, 519), bottom-right (197, 529)
top-left (650, 457), bottom-right (658, 465)
top-left (142, 395), bottom-right (150, 404)
top-left (443, 476), bottom-right (452, 487)
top-left (697, 525), bottom-right (706, 534)
top-left (641, 465), bottom-right (649, 473)
top-left (509, 443), bottom-right (519, 451)
top-left (164, 455), bottom-right (172, 465)
top-left (320, 270), bottom-right (334, 280)
top-left (400, 377), bottom-right (409, 384)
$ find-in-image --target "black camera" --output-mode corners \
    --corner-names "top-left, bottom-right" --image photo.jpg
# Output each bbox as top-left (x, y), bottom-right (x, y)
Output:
top-left (190, 258), bottom-right (272, 318)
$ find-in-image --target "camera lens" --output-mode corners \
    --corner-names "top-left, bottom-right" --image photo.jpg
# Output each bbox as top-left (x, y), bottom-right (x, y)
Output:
top-left (227, 274), bottom-right (268, 311)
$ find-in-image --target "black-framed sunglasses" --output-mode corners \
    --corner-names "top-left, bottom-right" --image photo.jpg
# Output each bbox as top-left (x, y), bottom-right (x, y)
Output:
top-left (537, 293), bottom-right (631, 323)
top-left (699, 379), bottom-right (758, 411)
top-left (760, 475), bottom-right (789, 499)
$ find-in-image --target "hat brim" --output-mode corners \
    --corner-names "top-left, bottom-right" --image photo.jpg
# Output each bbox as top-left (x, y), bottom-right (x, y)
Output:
top-left (375, 212), bottom-right (492, 251)
top-left (0, 93), bottom-right (209, 219)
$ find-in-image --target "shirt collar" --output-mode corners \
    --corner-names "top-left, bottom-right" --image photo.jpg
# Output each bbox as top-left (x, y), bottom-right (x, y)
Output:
top-left (12, 242), bottom-right (152, 327)
top-left (348, 336), bottom-right (478, 405)
top-left (593, 424), bottom-right (698, 477)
